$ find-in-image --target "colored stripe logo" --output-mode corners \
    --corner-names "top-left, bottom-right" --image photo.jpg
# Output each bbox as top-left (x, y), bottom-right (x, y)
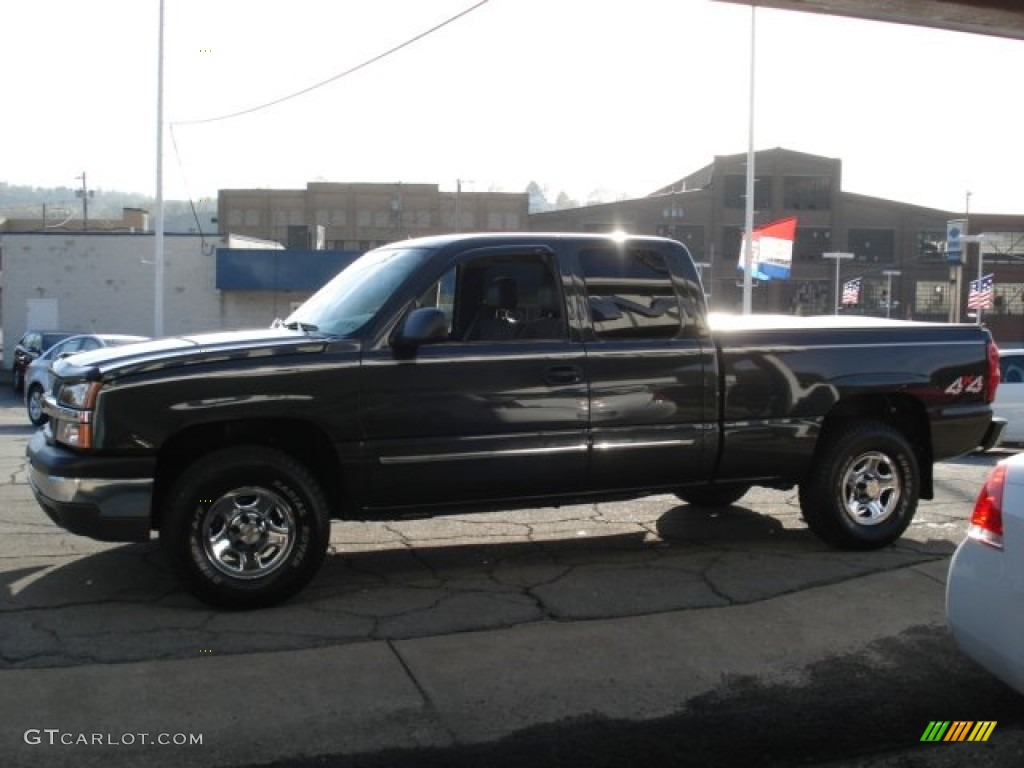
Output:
top-left (921, 721), bottom-right (997, 742)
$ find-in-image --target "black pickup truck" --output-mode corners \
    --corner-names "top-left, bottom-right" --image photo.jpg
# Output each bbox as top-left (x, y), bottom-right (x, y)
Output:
top-left (26, 233), bottom-right (1002, 608)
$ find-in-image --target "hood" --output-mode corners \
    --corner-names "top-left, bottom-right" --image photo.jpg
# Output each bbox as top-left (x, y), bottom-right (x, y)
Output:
top-left (53, 328), bottom-right (338, 382)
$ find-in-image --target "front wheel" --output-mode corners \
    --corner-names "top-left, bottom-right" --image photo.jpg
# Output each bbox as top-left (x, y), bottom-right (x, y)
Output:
top-left (26, 385), bottom-right (47, 426)
top-left (798, 421), bottom-right (919, 550)
top-left (160, 446), bottom-right (331, 609)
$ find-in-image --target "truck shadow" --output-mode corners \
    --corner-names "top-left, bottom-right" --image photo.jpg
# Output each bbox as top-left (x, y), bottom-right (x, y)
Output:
top-left (0, 503), bottom-right (954, 669)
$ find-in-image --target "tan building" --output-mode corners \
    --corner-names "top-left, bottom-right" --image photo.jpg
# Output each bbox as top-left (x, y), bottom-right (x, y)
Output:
top-left (218, 182), bottom-right (529, 251)
top-left (0, 207), bottom-right (150, 233)
top-left (530, 148), bottom-right (1024, 345)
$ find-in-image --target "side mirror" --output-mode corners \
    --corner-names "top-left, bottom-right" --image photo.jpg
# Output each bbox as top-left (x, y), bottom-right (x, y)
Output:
top-left (393, 307), bottom-right (449, 350)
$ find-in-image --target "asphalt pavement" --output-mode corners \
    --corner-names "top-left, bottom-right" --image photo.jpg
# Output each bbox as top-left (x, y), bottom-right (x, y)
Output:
top-left (0, 383), bottom-right (1022, 767)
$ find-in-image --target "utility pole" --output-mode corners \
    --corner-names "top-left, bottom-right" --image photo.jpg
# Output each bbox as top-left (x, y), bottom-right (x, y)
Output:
top-left (741, 5), bottom-right (756, 315)
top-left (75, 171), bottom-right (94, 230)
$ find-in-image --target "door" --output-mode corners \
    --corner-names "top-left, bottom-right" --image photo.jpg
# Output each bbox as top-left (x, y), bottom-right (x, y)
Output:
top-left (576, 243), bottom-right (713, 491)
top-left (360, 245), bottom-right (588, 508)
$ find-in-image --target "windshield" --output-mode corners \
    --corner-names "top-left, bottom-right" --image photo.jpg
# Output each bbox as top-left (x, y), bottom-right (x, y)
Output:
top-left (284, 247), bottom-right (431, 336)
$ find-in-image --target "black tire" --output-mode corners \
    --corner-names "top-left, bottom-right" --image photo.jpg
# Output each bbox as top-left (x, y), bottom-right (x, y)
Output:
top-left (160, 446), bottom-right (331, 610)
top-left (798, 421), bottom-right (919, 550)
top-left (26, 384), bottom-right (48, 426)
top-left (675, 484), bottom-right (750, 508)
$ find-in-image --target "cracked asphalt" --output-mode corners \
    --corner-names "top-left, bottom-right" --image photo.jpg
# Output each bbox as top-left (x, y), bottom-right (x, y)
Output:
top-left (1, 383), bottom-right (1022, 767)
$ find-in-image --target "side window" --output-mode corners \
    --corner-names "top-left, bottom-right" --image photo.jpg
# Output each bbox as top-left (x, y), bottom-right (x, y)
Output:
top-left (1001, 355), bottom-right (1024, 384)
top-left (579, 248), bottom-right (683, 340)
top-left (416, 252), bottom-right (566, 343)
top-left (78, 338), bottom-right (101, 353)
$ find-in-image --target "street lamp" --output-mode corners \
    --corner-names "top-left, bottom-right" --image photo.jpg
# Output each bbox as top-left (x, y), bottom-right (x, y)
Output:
top-left (961, 234), bottom-right (994, 325)
top-left (882, 269), bottom-right (901, 318)
top-left (823, 252), bottom-right (854, 315)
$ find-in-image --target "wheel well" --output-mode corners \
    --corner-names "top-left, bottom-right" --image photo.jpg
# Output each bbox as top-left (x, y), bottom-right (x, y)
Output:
top-left (818, 393), bottom-right (934, 498)
top-left (151, 419), bottom-right (348, 529)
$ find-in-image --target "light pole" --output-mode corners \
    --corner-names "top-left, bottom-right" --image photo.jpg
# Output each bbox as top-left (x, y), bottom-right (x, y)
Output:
top-left (961, 234), bottom-right (993, 325)
top-left (882, 269), bottom-right (901, 318)
top-left (823, 252), bottom-right (854, 315)
top-left (75, 172), bottom-right (94, 230)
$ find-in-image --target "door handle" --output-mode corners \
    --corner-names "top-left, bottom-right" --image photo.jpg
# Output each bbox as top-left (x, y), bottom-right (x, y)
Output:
top-left (544, 365), bottom-right (583, 385)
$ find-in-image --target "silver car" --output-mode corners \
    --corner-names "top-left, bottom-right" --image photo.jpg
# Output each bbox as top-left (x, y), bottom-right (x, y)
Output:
top-left (947, 451), bottom-right (1024, 694)
top-left (24, 333), bottom-right (148, 426)
top-left (994, 349), bottom-right (1024, 445)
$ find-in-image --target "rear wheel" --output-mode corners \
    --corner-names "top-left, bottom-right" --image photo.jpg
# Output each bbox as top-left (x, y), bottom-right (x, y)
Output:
top-left (675, 484), bottom-right (750, 508)
top-left (160, 446), bottom-right (331, 609)
top-left (798, 421), bottom-right (918, 550)
top-left (26, 384), bottom-right (47, 426)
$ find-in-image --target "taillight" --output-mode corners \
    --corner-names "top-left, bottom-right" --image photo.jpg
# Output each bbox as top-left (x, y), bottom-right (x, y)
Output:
top-left (968, 464), bottom-right (1006, 550)
top-left (985, 339), bottom-right (1001, 404)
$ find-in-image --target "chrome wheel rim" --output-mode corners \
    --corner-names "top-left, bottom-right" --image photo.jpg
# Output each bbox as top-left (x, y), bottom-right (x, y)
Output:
top-left (840, 451), bottom-right (901, 526)
top-left (28, 390), bottom-right (43, 423)
top-left (200, 486), bottom-right (297, 580)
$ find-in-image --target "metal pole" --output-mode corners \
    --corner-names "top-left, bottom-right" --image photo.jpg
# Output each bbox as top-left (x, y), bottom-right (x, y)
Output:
top-left (154, 0), bottom-right (165, 337)
top-left (976, 240), bottom-right (984, 326)
top-left (823, 252), bottom-right (854, 315)
top-left (741, 5), bottom-right (756, 315)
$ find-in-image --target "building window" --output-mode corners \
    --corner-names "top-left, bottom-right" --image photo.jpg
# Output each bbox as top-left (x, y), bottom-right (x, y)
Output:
top-left (722, 226), bottom-right (744, 267)
top-left (228, 209), bottom-right (242, 227)
top-left (487, 212), bottom-right (503, 230)
top-left (724, 175), bottom-right (769, 210)
top-left (504, 213), bottom-right (520, 230)
top-left (783, 176), bottom-right (832, 210)
top-left (917, 230), bottom-right (945, 261)
top-left (790, 280), bottom-right (830, 315)
top-left (993, 282), bottom-right (1024, 315)
top-left (915, 281), bottom-right (951, 316)
top-left (980, 232), bottom-right (1024, 262)
top-left (244, 209), bottom-right (260, 227)
top-left (331, 210), bottom-right (347, 226)
top-left (849, 228), bottom-right (895, 263)
top-left (794, 227), bottom-right (832, 262)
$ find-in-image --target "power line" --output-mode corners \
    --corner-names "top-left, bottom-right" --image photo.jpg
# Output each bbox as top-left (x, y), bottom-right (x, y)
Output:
top-left (172, 0), bottom-right (490, 127)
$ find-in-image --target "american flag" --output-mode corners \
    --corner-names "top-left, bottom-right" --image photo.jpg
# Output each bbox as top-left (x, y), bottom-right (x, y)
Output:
top-left (967, 274), bottom-right (995, 310)
top-left (841, 277), bottom-right (861, 306)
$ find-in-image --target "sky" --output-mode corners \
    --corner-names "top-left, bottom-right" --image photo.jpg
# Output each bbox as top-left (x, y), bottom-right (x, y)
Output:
top-left (3, 0), bottom-right (1023, 214)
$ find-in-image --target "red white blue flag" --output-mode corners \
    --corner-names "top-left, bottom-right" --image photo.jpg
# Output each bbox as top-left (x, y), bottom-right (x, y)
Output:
top-left (738, 217), bottom-right (797, 281)
top-left (967, 274), bottom-right (994, 310)
top-left (841, 277), bottom-right (861, 306)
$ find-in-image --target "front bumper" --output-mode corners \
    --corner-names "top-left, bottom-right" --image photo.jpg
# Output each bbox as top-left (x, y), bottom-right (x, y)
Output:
top-left (26, 430), bottom-right (155, 542)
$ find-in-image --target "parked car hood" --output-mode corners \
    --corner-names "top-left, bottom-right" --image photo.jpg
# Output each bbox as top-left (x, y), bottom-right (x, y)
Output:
top-left (53, 328), bottom-right (339, 382)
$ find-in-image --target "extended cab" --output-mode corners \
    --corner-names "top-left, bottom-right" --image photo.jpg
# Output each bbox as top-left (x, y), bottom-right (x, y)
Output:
top-left (26, 233), bottom-right (1002, 608)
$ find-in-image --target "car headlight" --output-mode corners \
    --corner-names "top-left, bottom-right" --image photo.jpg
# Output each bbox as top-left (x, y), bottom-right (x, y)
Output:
top-left (57, 381), bottom-right (101, 409)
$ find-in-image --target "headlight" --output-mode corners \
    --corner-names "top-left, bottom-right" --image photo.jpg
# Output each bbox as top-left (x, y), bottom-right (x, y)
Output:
top-left (57, 381), bottom-right (101, 409)
top-left (55, 420), bottom-right (93, 449)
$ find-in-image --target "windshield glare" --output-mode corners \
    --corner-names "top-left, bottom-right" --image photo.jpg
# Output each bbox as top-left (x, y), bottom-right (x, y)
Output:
top-left (285, 247), bottom-right (431, 336)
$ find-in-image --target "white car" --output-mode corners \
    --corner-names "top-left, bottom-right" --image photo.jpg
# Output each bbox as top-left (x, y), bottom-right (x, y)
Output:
top-left (947, 451), bottom-right (1024, 693)
top-left (24, 333), bottom-right (148, 426)
top-left (994, 349), bottom-right (1024, 445)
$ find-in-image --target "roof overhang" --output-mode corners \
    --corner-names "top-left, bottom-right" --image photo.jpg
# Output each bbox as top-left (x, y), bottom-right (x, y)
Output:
top-left (714, 1), bottom-right (1024, 41)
